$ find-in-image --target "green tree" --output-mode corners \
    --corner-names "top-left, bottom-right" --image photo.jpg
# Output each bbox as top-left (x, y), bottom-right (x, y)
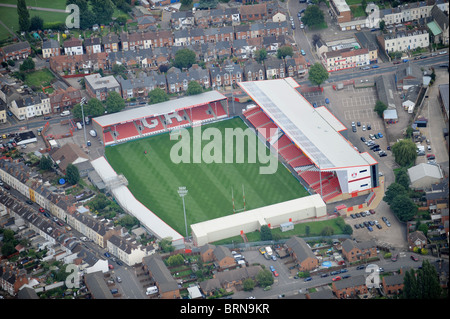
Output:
top-left (243, 278), bottom-right (255, 291)
top-left (181, 0), bottom-right (193, 6)
top-left (20, 57), bottom-right (35, 72)
top-left (417, 223), bottom-right (429, 236)
top-left (254, 48), bottom-right (267, 63)
top-left (390, 194), bottom-right (417, 222)
top-left (403, 261), bottom-right (442, 299)
top-left (91, 0), bottom-right (115, 25)
top-left (379, 20), bottom-right (386, 31)
top-left (167, 254), bottom-right (185, 267)
top-left (260, 225), bottom-right (272, 241)
top-left (374, 100), bottom-right (387, 117)
top-left (383, 182), bottom-right (407, 205)
top-left (148, 88), bottom-right (169, 104)
top-left (73, 98), bottom-right (105, 119)
top-left (105, 91), bottom-right (126, 114)
top-left (65, 163), bottom-right (80, 185)
top-left (321, 226), bottom-right (334, 236)
top-left (302, 5), bottom-right (325, 28)
top-left (39, 155), bottom-right (53, 171)
top-left (159, 237), bottom-right (174, 253)
top-left (173, 48), bottom-right (196, 69)
top-left (392, 139), bottom-right (417, 167)
top-left (29, 16), bottom-right (44, 32)
top-left (256, 269), bottom-right (274, 287)
top-left (186, 81), bottom-right (203, 96)
top-left (277, 46), bottom-right (294, 60)
top-left (308, 63), bottom-right (329, 88)
top-left (305, 225), bottom-right (311, 236)
top-left (17, 0), bottom-right (30, 32)
top-left (395, 168), bottom-right (411, 190)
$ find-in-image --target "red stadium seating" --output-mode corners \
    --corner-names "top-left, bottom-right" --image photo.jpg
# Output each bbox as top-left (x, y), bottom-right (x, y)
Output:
top-left (189, 104), bottom-right (215, 122)
top-left (288, 155), bottom-right (314, 168)
top-left (247, 111), bottom-right (271, 128)
top-left (138, 117), bottom-right (165, 135)
top-left (163, 111), bottom-right (191, 129)
top-left (272, 135), bottom-right (291, 151)
top-left (211, 102), bottom-right (227, 117)
top-left (115, 122), bottom-right (140, 141)
top-left (257, 122), bottom-right (278, 140)
top-left (103, 131), bottom-right (115, 144)
top-left (279, 144), bottom-right (302, 162)
top-left (243, 106), bottom-right (261, 118)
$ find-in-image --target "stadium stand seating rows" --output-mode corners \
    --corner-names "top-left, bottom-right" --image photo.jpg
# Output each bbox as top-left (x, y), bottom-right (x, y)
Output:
top-left (243, 107), bottom-right (343, 202)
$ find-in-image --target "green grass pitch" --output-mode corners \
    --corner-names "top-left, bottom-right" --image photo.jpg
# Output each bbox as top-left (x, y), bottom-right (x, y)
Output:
top-left (104, 117), bottom-right (309, 235)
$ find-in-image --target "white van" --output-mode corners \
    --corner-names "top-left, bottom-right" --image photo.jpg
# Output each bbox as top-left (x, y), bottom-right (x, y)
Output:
top-left (89, 129), bottom-right (97, 137)
top-left (146, 286), bottom-right (158, 295)
top-left (60, 110), bottom-right (70, 117)
top-left (76, 122), bottom-right (82, 130)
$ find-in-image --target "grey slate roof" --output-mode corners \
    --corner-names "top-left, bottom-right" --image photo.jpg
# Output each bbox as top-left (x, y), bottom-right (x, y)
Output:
top-left (142, 254), bottom-right (179, 293)
top-left (285, 236), bottom-right (316, 262)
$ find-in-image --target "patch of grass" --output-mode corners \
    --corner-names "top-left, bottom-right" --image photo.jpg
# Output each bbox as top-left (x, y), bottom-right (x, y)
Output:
top-left (25, 69), bottom-right (55, 88)
top-left (105, 117), bottom-right (309, 234)
top-left (350, 5), bottom-right (367, 18)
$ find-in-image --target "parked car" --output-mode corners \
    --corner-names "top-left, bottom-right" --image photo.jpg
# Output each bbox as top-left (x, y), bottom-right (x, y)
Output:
top-left (332, 276), bottom-right (342, 281)
top-left (340, 269), bottom-right (348, 273)
top-left (320, 273), bottom-right (329, 278)
top-left (39, 207), bottom-right (45, 213)
top-left (104, 252), bottom-right (111, 258)
top-left (367, 124), bottom-right (371, 130)
top-left (330, 271), bottom-right (340, 276)
top-left (360, 137), bottom-right (366, 142)
top-left (411, 255), bottom-right (419, 262)
top-left (354, 224), bottom-right (360, 229)
top-left (372, 65), bottom-right (379, 68)
top-left (377, 133), bottom-right (383, 138)
top-left (361, 66), bottom-right (370, 70)
top-left (391, 254), bottom-right (398, 262)
top-left (301, 49), bottom-right (306, 55)
top-left (304, 277), bottom-right (312, 282)
top-left (356, 265), bottom-right (366, 270)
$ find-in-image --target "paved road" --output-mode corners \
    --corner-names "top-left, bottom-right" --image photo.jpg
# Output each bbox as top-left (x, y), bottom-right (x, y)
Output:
top-left (0, 3), bottom-right (66, 13)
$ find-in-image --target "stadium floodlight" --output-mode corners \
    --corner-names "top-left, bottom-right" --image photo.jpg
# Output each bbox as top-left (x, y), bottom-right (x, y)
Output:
top-left (224, 65), bottom-right (235, 115)
top-left (177, 186), bottom-right (189, 240)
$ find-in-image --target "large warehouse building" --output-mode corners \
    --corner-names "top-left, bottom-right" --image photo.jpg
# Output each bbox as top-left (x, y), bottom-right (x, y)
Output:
top-left (239, 78), bottom-right (379, 203)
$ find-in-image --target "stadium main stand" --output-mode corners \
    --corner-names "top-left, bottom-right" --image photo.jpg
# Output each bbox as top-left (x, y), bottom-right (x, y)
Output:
top-left (243, 100), bottom-right (343, 203)
top-left (93, 91), bottom-right (229, 146)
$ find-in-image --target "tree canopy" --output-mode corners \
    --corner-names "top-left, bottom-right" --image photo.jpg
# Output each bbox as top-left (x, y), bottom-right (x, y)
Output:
top-left (308, 63), bottom-right (329, 87)
top-left (390, 194), bottom-right (417, 222)
top-left (383, 182), bottom-right (407, 205)
top-left (65, 163), bottom-right (80, 185)
top-left (105, 91), bottom-right (126, 114)
top-left (302, 5), bottom-right (325, 28)
top-left (391, 139), bottom-right (417, 167)
top-left (148, 88), bottom-right (169, 104)
top-left (403, 260), bottom-right (442, 299)
top-left (277, 46), bottom-right (294, 60)
top-left (17, 0), bottom-right (30, 32)
top-left (173, 49), bottom-right (196, 69)
top-left (186, 81), bottom-right (203, 96)
top-left (374, 100), bottom-right (387, 117)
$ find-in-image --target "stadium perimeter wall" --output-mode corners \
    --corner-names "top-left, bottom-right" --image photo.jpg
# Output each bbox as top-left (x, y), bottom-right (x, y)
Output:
top-left (191, 194), bottom-right (327, 246)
